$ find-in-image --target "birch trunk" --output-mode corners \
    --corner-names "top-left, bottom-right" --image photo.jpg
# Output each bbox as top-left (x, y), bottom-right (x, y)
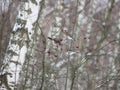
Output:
top-left (0, 0), bottom-right (42, 89)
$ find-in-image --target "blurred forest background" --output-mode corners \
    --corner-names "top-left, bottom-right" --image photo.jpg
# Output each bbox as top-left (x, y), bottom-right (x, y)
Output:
top-left (0, 0), bottom-right (120, 90)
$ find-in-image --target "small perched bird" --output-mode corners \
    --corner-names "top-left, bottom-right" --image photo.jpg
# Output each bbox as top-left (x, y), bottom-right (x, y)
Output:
top-left (48, 37), bottom-right (62, 45)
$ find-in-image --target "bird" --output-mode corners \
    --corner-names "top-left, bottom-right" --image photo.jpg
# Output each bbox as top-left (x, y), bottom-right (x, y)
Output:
top-left (48, 37), bottom-right (62, 45)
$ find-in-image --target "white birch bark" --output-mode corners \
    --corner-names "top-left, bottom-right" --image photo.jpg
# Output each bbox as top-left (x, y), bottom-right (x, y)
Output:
top-left (0, 0), bottom-right (42, 89)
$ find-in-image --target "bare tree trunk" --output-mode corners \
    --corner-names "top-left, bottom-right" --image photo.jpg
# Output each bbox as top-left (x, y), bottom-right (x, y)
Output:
top-left (0, 0), bottom-right (43, 89)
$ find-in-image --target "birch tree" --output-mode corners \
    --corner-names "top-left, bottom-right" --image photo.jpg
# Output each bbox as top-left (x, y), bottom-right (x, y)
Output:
top-left (0, 0), bottom-right (44, 89)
